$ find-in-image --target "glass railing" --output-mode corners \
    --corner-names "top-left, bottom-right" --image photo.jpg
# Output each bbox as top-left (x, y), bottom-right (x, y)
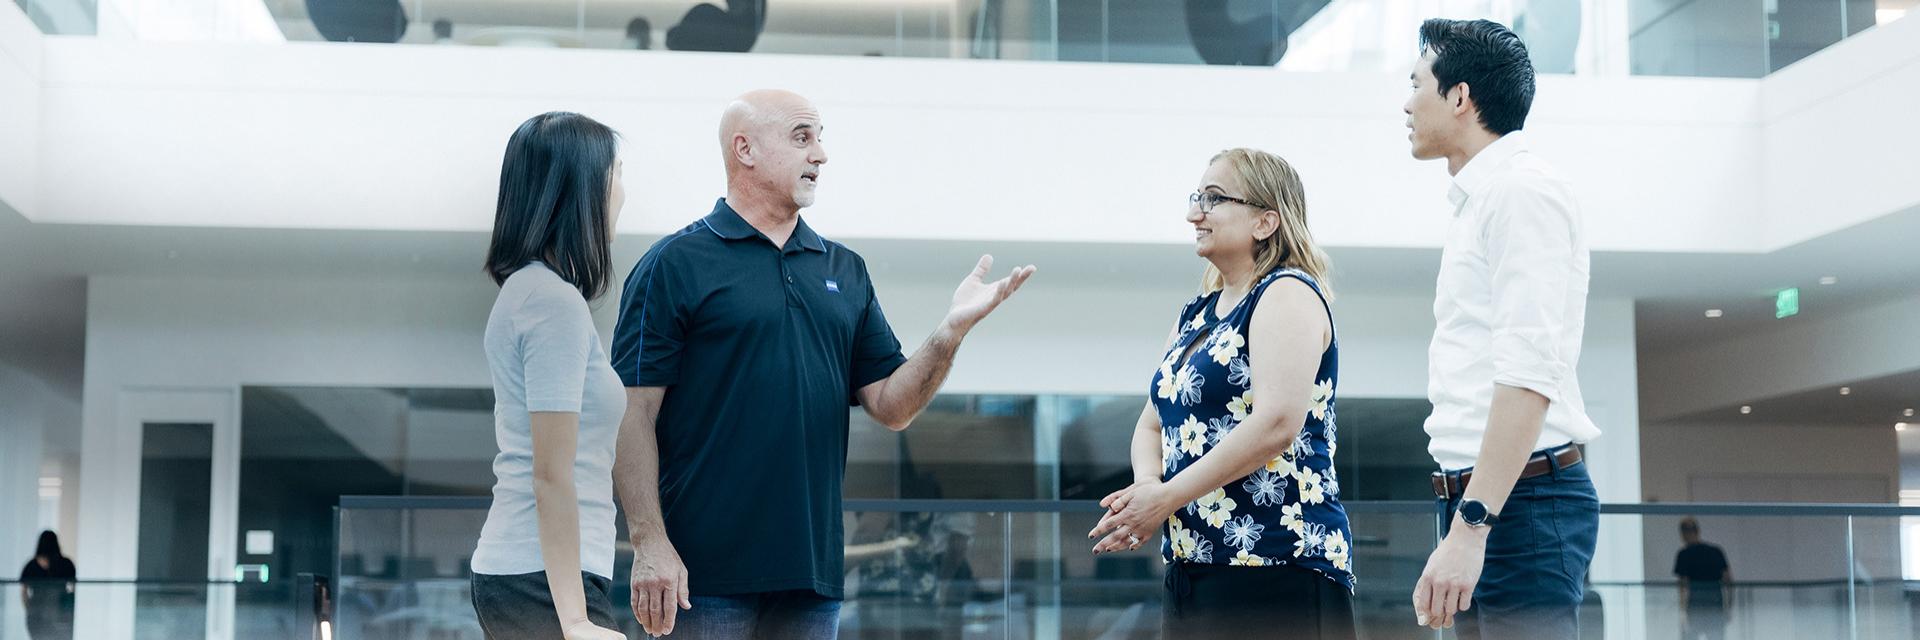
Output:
top-left (1627, 0), bottom-right (1892, 77)
top-left (0, 576), bottom-right (326, 639)
top-left (19, 0), bottom-right (1910, 78)
top-left (331, 497), bottom-right (1920, 639)
top-left (10, 0), bottom-right (96, 35)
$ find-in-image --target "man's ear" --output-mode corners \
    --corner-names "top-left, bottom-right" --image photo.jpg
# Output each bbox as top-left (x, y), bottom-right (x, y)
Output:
top-left (734, 133), bottom-right (757, 168)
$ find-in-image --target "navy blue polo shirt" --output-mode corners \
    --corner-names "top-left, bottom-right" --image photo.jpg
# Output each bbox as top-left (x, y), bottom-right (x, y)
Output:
top-left (611, 198), bottom-right (906, 599)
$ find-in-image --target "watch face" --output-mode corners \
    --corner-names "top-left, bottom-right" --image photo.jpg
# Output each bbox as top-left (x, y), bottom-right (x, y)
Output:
top-left (1460, 500), bottom-right (1488, 524)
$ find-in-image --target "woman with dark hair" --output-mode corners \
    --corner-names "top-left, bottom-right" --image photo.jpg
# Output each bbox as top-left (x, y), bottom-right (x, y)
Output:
top-left (469, 111), bottom-right (628, 640)
top-left (18, 530), bottom-right (77, 640)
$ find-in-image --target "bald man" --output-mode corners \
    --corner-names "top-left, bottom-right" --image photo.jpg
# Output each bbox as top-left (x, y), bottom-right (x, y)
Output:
top-left (608, 90), bottom-right (1034, 639)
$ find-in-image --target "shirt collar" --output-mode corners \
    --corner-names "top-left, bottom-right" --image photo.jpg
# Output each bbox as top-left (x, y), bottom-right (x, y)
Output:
top-left (1447, 131), bottom-right (1530, 212)
top-left (702, 198), bottom-right (827, 253)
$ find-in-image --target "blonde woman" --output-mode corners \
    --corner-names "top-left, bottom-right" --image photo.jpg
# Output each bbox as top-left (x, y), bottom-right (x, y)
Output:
top-left (1090, 149), bottom-right (1355, 638)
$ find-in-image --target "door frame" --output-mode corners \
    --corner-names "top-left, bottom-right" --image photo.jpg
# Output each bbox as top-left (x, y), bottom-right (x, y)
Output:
top-left (113, 387), bottom-right (240, 640)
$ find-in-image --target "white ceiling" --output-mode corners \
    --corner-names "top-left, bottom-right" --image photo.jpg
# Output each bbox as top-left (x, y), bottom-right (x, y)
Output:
top-left (1627, 202), bottom-right (1920, 352)
top-left (1672, 367), bottom-right (1920, 431)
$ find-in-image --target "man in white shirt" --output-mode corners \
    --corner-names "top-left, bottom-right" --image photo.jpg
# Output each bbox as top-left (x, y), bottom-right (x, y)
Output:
top-left (1402, 18), bottom-right (1601, 640)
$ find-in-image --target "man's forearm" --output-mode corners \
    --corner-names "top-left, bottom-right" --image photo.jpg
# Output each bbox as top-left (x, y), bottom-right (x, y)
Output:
top-left (1456, 384), bottom-right (1550, 528)
top-left (614, 389), bottom-right (669, 539)
top-left (870, 321), bottom-right (965, 428)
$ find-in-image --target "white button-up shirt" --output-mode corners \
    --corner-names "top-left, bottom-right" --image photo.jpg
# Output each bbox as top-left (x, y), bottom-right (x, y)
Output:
top-left (1425, 132), bottom-right (1600, 471)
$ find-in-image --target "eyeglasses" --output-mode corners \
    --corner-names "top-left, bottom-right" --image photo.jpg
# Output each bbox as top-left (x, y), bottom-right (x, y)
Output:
top-left (1189, 191), bottom-right (1264, 214)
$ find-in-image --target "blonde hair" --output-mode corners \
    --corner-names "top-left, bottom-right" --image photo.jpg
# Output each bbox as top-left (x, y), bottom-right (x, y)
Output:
top-left (1198, 148), bottom-right (1332, 297)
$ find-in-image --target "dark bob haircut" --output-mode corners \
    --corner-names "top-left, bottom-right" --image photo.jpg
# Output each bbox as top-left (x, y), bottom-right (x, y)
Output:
top-left (485, 111), bottom-right (620, 301)
top-left (36, 530), bottom-right (62, 559)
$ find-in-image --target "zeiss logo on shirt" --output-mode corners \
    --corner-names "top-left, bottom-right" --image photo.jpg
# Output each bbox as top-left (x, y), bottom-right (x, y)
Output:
top-left (825, 280), bottom-right (840, 293)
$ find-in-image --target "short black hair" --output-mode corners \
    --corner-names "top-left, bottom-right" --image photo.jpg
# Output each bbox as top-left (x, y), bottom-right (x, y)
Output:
top-left (36, 530), bottom-right (62, 559)
top-left (485, 112), bottom-right (620, 301)
top-left (1419, 18), bottom-right (1535, 135)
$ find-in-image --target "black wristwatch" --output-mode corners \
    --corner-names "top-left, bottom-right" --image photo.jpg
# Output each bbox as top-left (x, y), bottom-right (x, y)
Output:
top-left (1458, 499), bottom-right (1499, 528)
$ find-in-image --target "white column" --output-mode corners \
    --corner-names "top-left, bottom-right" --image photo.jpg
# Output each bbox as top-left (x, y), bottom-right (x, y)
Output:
top-left (0, 367), bottom-right (50, 640)
top-left (1577, 299), bottom-right (1646, 640)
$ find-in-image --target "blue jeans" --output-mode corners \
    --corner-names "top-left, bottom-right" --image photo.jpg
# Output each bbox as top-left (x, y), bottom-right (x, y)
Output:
top-left (1439, 452), bottom-right (1599, 640)
top-left (672, 590), bottom-right (841, 640)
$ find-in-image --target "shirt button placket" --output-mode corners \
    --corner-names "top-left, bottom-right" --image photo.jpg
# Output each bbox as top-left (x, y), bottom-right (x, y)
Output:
top-left (781, 258), bottom-right (802, 308)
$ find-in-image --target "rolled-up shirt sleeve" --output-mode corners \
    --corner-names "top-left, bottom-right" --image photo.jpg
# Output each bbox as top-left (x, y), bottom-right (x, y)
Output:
top-left (1483, 181), bottom-right (1578, 405)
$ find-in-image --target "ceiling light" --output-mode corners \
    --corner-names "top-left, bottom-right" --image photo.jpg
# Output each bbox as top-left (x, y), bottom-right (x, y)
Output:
top-left (1900, 423), bottom-right (1910, 431)
top-left (1906, 409), bottom-right (1915, 418)
top-left (1740, 406), bottom-right (1752, 415)
top-left (1704, 309), bottom-right (1723, 318)
top-left (1840, 387), bottom-right (1852, 396)
top-left (1819, 276), bottom-right (1838, 285)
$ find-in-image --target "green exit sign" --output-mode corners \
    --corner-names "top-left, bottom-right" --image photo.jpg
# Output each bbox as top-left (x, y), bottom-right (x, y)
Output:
top-left (1776, 288), bottom-right (1800, 319)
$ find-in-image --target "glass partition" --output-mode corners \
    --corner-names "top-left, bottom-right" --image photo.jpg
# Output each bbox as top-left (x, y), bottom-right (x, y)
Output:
top-left (23, 0), bottom-right (1912, 78)
top-left (11, 0), bottom-right (97, 35)
top-left (331, 499), bottom-right (1920, 638)
top-left (0, 580), bottom-right (308, 639)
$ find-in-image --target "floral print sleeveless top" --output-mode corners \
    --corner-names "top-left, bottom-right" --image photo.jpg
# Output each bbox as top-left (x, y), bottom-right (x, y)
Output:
top-left (1151, 268), bottom-right (1354, 592)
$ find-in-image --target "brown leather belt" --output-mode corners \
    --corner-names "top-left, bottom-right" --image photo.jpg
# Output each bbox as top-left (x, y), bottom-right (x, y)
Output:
top-left (1431, 445), bottom-right (1582, 500)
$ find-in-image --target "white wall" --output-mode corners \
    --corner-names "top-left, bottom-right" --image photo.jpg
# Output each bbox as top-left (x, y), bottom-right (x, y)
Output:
top-left (32, 38), bottom-right (1763, 253)
top-left (0, 1), bottom-right (42, 217)
top-left (75, 275), bottom-right (498, 581)
top-left (32, 5), bottom-right (1920, 256)
top-left (1639, 293), bottom-right (1920, 422)
top-left (0, 361), bottom-right (80, 640)
top-left (1640, 421), bottom-right (1901, 505)
top-left (1638, 420), bottom-right (1902, 583)
top-left (1, 364), bottom-right (51, 568)
top-left (1762, 14), bottom-right (1920, 249)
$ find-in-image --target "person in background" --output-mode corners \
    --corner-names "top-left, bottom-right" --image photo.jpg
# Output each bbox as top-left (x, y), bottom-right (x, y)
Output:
top-left (19, 530), bottom-right (77, 640)
top-left (1674, 517), bottom-right (1732, 640)
top-left (625, 17), bottom-right (653, 50)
